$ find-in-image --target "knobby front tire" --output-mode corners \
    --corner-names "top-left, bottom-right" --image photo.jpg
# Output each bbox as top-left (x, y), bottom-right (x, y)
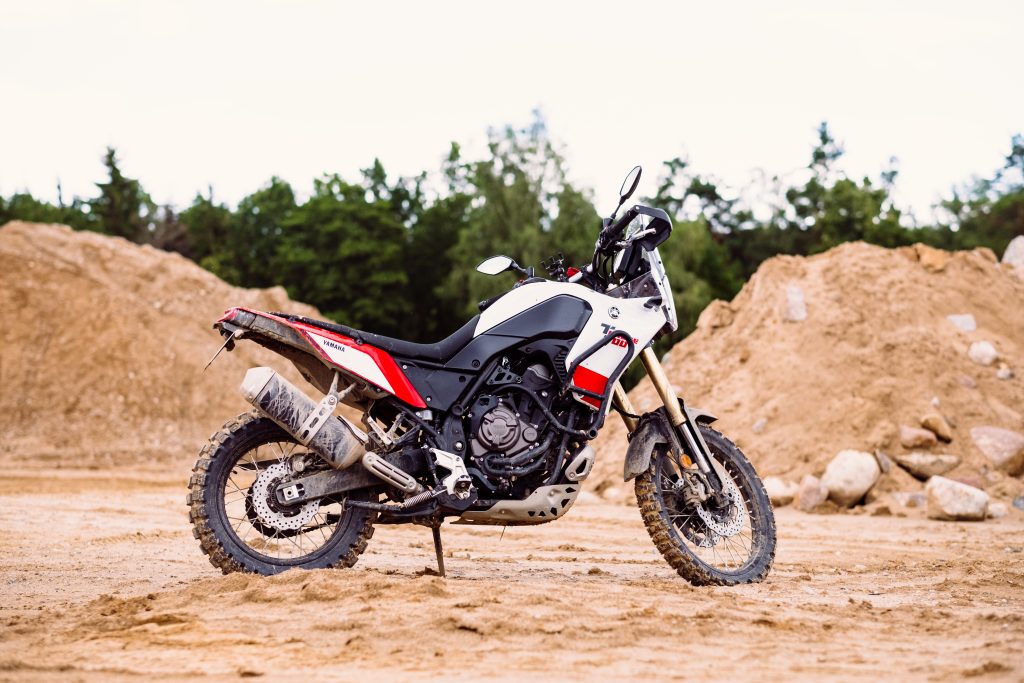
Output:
top-left (636, 425), bottom-right (776, 586)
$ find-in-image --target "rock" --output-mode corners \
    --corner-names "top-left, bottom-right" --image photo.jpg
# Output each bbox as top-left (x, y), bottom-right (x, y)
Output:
top-left (900, 425), bottom-right (937, 449)
top-left (873, 450), bottom-right (893, 474)
top-left (1013, 496), bottom-right (1024, 512)
top-left (893, 452), bottom-right (961, 480)
top-left (781, 284), bottom-right (807, 322)
top-left (1002, 235), bottom-right (1024, 268)
top-left (821, 450), bottom-right (881, 507)
top-left (957, 374), bottom-right (978, 389)
top-left (926, 476), bottom-right (989, 521)
top-left (970, 426), bottom-right (1024, 475)
top-left (752, 418), bottom-right (767, 434)
top-left (920, 413), bottom-right (953, 442)
top-left (946, 313), bottom-right (976, 332)
top-left (696, 300), bottom-right (734, 330)
top-left (953, 475), bottom-right (987, 490)
top-left (797, 474), bottom-right (829, 512)
top-left (911, 244), bottom-right (951, 272)
top-left (892, 492), bottom-right (928, 508)
top-left (763, 476), bottom-right (798, 507)
top-left (987, 501), bottom-right (1009, 519)
top-left (996, 363), bottom-right (1014, 380)
top-left (967, 341), bottom-right (999, 366)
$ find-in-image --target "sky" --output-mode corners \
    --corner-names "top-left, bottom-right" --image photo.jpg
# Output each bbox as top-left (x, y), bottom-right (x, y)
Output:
top-left (1, 0), bottom-right (1022, 221)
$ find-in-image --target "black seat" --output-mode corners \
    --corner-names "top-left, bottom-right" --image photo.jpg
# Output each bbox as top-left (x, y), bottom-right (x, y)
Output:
top-left (277, 312), bottom-right (480, 363)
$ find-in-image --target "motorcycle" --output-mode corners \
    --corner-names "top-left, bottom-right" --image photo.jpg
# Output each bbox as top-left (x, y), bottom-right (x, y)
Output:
top-left (188, 166), bottom-right (776, 586)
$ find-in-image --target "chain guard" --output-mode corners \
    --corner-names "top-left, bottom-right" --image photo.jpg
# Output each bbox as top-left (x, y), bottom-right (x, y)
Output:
top-left (250, 462), bottom-right (320, 531)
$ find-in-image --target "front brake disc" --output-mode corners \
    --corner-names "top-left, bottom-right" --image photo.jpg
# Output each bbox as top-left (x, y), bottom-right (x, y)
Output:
top-left (694, 475), bottom-right (746, 537)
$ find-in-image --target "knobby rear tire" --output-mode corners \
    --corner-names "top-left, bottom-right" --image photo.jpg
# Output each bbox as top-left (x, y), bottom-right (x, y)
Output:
top-left (187, 412), bottom-right (377, 575)
top-left (635, 425), bottom-right (776, 586)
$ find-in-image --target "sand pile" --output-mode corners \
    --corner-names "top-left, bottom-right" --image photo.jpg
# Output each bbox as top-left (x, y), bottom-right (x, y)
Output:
top-left (0, 221), bottom-right (323, 470)
top-left (592, 241), bottom-right (1024, 503)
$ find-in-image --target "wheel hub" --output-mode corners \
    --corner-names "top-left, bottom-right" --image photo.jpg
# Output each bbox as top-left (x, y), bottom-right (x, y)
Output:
top-left (694, 475), bottom-right (746, 537)
top-left (250, 462), bottom-right (319, 531)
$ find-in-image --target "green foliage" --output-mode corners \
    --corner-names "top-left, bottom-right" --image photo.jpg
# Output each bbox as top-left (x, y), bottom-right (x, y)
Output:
top-left (275, 175), bottom-right (410, 335)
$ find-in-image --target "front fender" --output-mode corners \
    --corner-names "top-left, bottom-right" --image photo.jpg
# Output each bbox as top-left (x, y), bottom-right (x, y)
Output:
top-left (622, 402), bottom-right (718, 481)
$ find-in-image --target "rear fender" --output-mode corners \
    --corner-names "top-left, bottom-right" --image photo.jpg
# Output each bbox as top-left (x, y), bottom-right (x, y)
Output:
top-left (622, 403), bottom-right (718, 481)
top-left (215, 307), bottom-right (427, 409)
top-left (216, 308), bottom-right (338, 394)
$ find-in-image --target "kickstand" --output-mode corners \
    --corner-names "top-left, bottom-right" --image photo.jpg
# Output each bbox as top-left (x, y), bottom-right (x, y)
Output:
top-left (431, 524), bottom-right (446, 577)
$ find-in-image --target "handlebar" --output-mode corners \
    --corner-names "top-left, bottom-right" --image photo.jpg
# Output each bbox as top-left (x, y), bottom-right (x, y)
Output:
top-left (597, 206), bottom-right (640, 252)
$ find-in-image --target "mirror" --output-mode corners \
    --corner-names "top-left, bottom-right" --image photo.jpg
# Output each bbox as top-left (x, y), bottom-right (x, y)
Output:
top-left (619, 165), bottom-right (642, 203)
top-left (476, 255), bottom-right (514, 276)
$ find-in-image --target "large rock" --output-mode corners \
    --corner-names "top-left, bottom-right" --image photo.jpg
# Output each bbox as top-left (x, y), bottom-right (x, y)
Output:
top-left (781, 284), bottom-right (807, 322)
top-left (967, 341), bottom-right (999, 366)
top-left (970, 426), bottom-right (1024, 475)
top-left (797, 474), bottom-right (829, 512)
top-left (900, 425), bottom-right (937, 449)
top-left (1003, 235), bottom-right (1024, 268)
top-left (920, 413), bottom-right (953, 442)
top-left (821, 450), bottom-right (881, 507)
top-left (926, 476), bottom-right (989, 521)
top-left (946, 313), bottom-right (976, 332)
top-left (893, 452), bottom-right (961, 480)
top-left (763, 476), bottom-right (798, 507)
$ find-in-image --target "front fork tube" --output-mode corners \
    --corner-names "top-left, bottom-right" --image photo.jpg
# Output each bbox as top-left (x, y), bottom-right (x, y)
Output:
top-left (635, 347), bottom-right (724, 491)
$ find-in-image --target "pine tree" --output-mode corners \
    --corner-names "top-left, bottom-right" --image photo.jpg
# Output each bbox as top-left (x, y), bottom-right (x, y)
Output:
top-left (90, 147), bottom-right (152, 241)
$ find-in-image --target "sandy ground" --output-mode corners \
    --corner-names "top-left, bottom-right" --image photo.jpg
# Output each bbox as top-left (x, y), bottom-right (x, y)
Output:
top-left (1, 471), bottom-right (1022, 682)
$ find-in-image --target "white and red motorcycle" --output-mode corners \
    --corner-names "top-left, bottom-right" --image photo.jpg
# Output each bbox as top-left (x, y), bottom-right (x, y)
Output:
top-left (188, 167), bottom-right (776, 585)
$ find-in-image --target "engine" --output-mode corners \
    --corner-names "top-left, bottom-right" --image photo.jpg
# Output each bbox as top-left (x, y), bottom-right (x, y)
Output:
top-left (465, 361), bottom-right (566, 494)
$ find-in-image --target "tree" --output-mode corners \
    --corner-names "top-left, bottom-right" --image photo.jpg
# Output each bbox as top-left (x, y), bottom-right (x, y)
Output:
top-left (442, 113), bottom-right (582, 317)
top-left (934, 133), bottom-right (1024, 254)
top-left (179, 188), bottom-right (233, 272)
top-left (90, 147), bottom-right (154, 240)
top-left (275, 174), bottom-right (410, 335)
top-left (231, 177), bottom-right (297, 287)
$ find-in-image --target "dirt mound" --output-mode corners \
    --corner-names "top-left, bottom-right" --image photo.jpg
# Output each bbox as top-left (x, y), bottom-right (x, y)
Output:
top-left (0, 221), bottom-right (323, 470)
top-left (592, 241), bottom-right (1024, 501)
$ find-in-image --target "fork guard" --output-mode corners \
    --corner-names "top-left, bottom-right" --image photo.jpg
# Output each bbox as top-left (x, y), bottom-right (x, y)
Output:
top-left (623, 404), bottom-right (718, 481)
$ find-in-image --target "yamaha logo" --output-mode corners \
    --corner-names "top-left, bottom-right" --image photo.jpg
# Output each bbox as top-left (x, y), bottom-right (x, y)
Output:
top-left (322, 338), bottom-right (347, 352)
top-left (608, 306), bottom-right (620, 319)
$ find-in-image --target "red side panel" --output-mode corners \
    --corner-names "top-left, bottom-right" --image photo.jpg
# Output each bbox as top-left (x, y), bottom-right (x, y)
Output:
top-left (219, 307), bottom-right (427, 409)
top-left (571, 365), bottom-right (608, 409)
top-left (290, 322), bottom-right (427, 409)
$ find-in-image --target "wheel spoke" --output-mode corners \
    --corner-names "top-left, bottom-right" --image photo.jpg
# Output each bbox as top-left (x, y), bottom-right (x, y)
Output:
top-left (218, 439), bottom-right (347, 563)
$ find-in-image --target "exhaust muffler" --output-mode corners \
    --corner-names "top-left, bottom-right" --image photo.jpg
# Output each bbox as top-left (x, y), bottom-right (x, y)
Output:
top-left (240, 367), bottom-right (366, 469)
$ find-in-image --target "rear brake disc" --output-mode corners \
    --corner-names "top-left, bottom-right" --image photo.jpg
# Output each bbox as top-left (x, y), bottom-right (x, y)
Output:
top-left (250, 462), bottom-right (320, 531)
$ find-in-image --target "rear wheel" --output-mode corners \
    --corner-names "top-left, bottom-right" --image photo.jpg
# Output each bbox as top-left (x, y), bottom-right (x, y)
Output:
top-left (187, 412), bottom-right (377, 575)
top-left (636, 425), bottom-right (776, 585)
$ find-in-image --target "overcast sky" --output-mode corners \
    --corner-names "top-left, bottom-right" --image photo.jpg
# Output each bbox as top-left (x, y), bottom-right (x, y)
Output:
top-left (2, 0), bottom-right (1021, 220)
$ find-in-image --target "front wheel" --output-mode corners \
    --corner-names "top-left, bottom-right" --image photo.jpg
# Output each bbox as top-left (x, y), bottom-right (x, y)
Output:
top-left (636, 424), bottom-right (776, 585)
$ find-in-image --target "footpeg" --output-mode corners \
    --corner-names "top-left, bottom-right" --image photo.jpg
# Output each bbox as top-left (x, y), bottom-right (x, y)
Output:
top-left (429, 448), bottom-right (473, 500)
